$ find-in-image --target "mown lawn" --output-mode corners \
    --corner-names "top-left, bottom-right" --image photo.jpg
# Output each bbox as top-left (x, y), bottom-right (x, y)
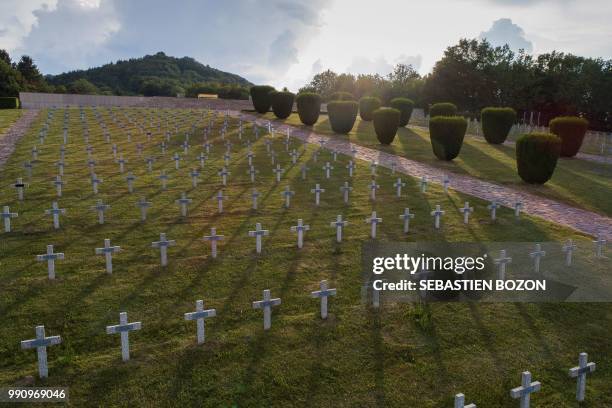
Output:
top-left (259, 112), bottom-right (612, 218)
top-left (0, 108), bottom-right (610, 407)
top-left (0, 109), bottom-right (22, 137)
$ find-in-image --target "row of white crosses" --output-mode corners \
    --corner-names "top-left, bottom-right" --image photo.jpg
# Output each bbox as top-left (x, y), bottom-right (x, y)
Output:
top-left (21, 280), bottom-right (338, 376)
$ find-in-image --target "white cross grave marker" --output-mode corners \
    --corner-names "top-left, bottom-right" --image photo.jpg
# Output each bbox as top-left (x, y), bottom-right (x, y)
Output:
top-left (322, 162), bottom-right (334, 179)
top-left (487, 201), bottom-right (500, 221)
top-left (291, 219), bottom-right (310, 248)
top-left (251, 189), bottom-right (260, 210)
top-left (330, 215), bottom-right (348, 243)
top-left (36, 245), bottom-right (64, 280)
top-left (393, 178), bottom-right (406, 197)
top-left (189, 169), bottom-right (200, 187)
top-left (568, 352), bottom-right (596, 402)
top-left (248, 223), bottom-right (269, 254)
top-left (203, 227), bottom-right (224, 258)
top-left (14, 178), bottom-right (26, 201)
top-left (311, 184), bottom-right (325, 206)
top-left (529, 243), bottom-right (546, 273)
top-left (45, 201), bottom-right (66, 230)
top-left (137, 198), bottom-right (152, 221)
top-left (420, 176), bottom-right (427, 192)
top-left (53, 175), bottom-right (64, 197)
top-left (106, 312), bottom-right (142, 362)
top-left (176, 192), bottom-right (192, 217)
top-left (459, 202), bottom-right (474, 224)
top-left (514, 201), bottom-right (523, 218)
top-left (20, 325), bottom-right (61, 378)
top-left (215, 190), bottom-right (226, 214)
top-left (494, 249), bottom-right (512, 280)
top-left (346, 160), bottom-right (355, 177)
top-left (562, 239), bottom-right (577, 266)
top-left (218, 167), bottom-right (230, 186)
top-left (252, 289), bottom-right (281, 330)
top-left (1, 206), bottom-right (18, 232)
top-left (365, 211), bottom-right (382, 239)
top-left (510, 371), bottom-right (541, 408)
top-left (126, 172), bottom-right (136, 193)
top-left (593, 235), bottom-right (606, 258)
top-left (95, 238), bottom-right (121, 274)
top-left (430, 205), bottom-right (444, 229)
top-left (399, 208), bottom-right (415, 233)
top-left (159, 171), bottom-right (169, 190)
top-left (311, 280), bottom-right (336, 319)
top-left (272, 164), bottom-right (284, 183)
top-left (454, 393), bottom-right (476, 408)
top-left (184, 299), bottom-right (216, 344)
top-left (340, 181), bottom-right (352, 204)
top-left (369, 180), bottom-right (380, 201)
top-left (151, 233), bottom-right (176, 267)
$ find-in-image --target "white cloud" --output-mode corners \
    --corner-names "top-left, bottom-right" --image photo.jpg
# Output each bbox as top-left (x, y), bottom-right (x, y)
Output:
top-left (0, 0), bottom-right (58, 54)
top-left (479, 18), bottom-right (533, 53)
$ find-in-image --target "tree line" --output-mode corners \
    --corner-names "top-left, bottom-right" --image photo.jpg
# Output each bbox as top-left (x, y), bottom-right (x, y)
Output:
top-left (299, 39), bottom-right (612, 131)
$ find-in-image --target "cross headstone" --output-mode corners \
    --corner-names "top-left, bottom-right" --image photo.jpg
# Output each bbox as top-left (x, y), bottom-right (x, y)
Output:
top-left (487, 201), bottom-right (500, 221)
top-left (198, 152), bottom-right (207, 168)
top-left (203, 227), bottom-right (224, 258)
top-left (459, 202), bottom-right (474, 224)
top-left (369, 180), bottom-right (380, 201)
top-left (145, 157), bottom-right (155, 172)
top-left (346, 160), bottom-right (356, 177)
top-left (1, 206), bottom-right (18, 232)
top-left (248, 223), bottom-right (269, 254)
top-left (53, 175), bottom-right (64, 197)
top-left (215, 190), bottom-right (226, 213)
top-left (593, 235), bottom-right (606, 258)
top-left (311, 280), bottom-right (336, 319)
top-left (251, 189), bottom-right (261, 210)
top-left (330, 215), bottom-right (348, 243)
top-left (562, 239), bottom-right (577, 266)
top-left (45, 201), bottom-right (66, 229)
top-left (137, 197), bottom-right (152, 221)
top-left (340, 181), bottom-right (353, 204)
top-left (272, 164), bottom-right (284, 183)
top-left (301, 164), bottom-right (309, 180)
top-left (218, 167), bottom-right (230, 186)
top-left (510, 371), bottom-right (541, 408)
top-left (92, 200), bottom-right (110, 224)
top-left (322, 162), bottom-right (334, 179)
top-left (91, 173), bottom-right (102, 194)
top-left (151, 233), bottom-right (176, 267)
top-left (430, 205), bottom-right (444, 229)
top-left (20, 325), bottom-right (61, 378)
top-left (95, 238), bottom-right (121, 274)
top-left (454, 393), bottom-right (476, 408)
top-left (442, 174), bottom-right (450, 194)
top-left (399, 208), bottom-right (415, 234)
top-left (247, 165), bottom-right (258, 183)
top-left (420, 176), bottom-right (427, 192)
top-left (370, 161), bottom-right (377, 176)
top-left (24, 160), bottom-right (34, 177)
top-left (393, 178), bottom-right (406, 197)
top-left (289, 149), bottom-right (298, 164)
top-left (311, 183), bottom-right (325, 206)
top-left (14, 178), bottom-right (26, 201)
top-left (529, 243), bottom-right (546, 273)
top-left (159, 171), bottom-right (169, 190)
top-left (126, 172), bottom-right (136, 193)
top-left (365, 211), bottom-right (382, 239)
top-left (36, 245), bottom-right (64, 279)
top-left (106, 312), bottom-right (142, 362)
top-left (568, 352), bottom-right (596, 402)
top-left (176, 192), bottom-right (192, 217)
top-left (514, 201), bottom-right (523, 218)
top-left (494, 249), bottom-right (512, 280)
top-left (184, 300), bottom-right (217, 344)
top-left (173, 152), bottom-right (181, 169)
top-left (291, 219), bottom-right (310, 248)
top-left (117, 154), bottom-right (126, 173)
top-left (252, 289), bottom-right (281, 330)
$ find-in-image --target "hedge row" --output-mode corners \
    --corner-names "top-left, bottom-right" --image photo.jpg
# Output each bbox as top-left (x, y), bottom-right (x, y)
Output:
top-left (481, 107), bottom-right (516, 144)
top-left (296, 92), bottom-right (321, 126)
top-left (429, 116), bottom-right (467, 160)
top-left (327, 101), bottom-right (358, 134)
top-left (0, 97), bottom-right (19, 109)
top-left (372, 108), bottom-right (400, 144)
top-left (270, 91), bottom-right (295, 119)
top-left (249, 85), bottom-right (275, 113)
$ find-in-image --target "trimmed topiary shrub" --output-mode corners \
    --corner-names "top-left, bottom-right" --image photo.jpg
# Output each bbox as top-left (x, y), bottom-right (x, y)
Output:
top-left (296, 92), bottom-right (321, 126)
top-left (481, 107), bottom-right (517, 144)
top-left (0, 97), bottom-right (19, 109)
top-left (359, 96), bottom-right (381, 121)
top-left (515, 133), bottom-right (561, 184)
top-left (549, 116), bottom-right (589, 157)
top-left (327, 101), bottom-right (358, 134)
top-left (429, 116), bottom-right (467, 160)
top-left (271, 91), bottom-right (295, 119)
top-left (329, 91), bottom-right (355, 101)
top-left (429, 102), bottom-right (457, 118)
top-left (372, 108), bottom-right (400, 145)
top-left (250, 85), bottom-right (275, 113)
top-left (390, 97), bottom-right (414, 127)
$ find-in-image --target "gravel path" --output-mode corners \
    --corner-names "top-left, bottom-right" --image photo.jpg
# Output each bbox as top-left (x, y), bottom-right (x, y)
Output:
top-left (240, 112), bottom-right (612, 240)
top-left (0, 109), bottom-right (39, 170)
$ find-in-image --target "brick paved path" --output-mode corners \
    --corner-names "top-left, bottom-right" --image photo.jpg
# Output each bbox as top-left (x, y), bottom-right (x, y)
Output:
top-left (0, 109), bottom-right (39, 169)
top-left (240, 112), bottom-right (612, 240)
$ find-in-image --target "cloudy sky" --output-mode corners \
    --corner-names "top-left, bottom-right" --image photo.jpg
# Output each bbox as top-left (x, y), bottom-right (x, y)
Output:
top-left (1, 0), bottom-right (611, 90)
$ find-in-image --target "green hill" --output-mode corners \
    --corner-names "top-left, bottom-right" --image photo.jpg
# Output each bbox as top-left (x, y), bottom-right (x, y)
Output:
top-left (46, 52), bottom-right (252, 98)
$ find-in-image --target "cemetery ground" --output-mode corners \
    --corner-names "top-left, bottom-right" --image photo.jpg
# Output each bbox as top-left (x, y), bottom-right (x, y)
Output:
top-left (258, 112), bottom-right (612, 218)
top-left (0, 107), bottom-right (611, 407)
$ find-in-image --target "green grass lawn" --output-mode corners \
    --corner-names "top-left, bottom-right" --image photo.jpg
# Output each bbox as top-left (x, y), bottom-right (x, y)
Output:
top-left (259, 112), bottom-right (612, 218)
top-left (0, 109), bottom-right (22, 137)
top-left (1, 108), bottom-right (611, 407)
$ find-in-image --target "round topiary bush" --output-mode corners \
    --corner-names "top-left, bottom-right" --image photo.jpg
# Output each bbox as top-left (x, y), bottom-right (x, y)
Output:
top-left (515, 132), bottom-right (561, 184)
top-left (390, 97), bottom-right (414, 127)
top-left (481, 107), bottom-right (517, 144)
top-left (271, 91), bottom-right (295, 119)
top-left (429, 102), bottom-right (457, 118)
top-left (250, 85), bottom-right (275, 113)
top-left (296, 92), bottom-right (321, 126)
top-left (549, 116), bottom-right (589, 157)
top-left (329, 91), bottom-right (355, 101)
top-left (372, 107), bottom-right (400, 145)
top-left (359, 96), bottom-right (381, 121)
top-left (429, 116), bottom-right (468, 160)
top-left (327, 101), bottom-right (358, 134)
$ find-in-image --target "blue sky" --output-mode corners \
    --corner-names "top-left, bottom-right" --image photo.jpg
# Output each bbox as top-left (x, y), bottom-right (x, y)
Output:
top-left (1, 0), bottom-right (610, 90)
